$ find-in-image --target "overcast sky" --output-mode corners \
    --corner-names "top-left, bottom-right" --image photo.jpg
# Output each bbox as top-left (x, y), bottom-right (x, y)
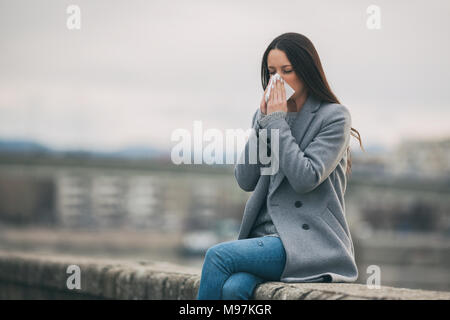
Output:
top-left (0, 0), bottom-right (449, 153)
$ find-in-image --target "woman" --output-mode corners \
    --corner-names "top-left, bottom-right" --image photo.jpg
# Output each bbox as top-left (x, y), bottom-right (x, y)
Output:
top-left (196, 32), bottom-right (364, 300)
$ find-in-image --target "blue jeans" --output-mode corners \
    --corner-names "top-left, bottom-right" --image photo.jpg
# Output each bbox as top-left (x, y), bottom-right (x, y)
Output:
top-left (196, 236), bottom-right (286, 300)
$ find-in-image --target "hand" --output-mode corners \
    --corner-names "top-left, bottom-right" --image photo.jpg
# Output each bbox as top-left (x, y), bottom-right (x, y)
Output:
top-left (267, 76), bottom-right (288, 115)
top-left (260, 81), bottom-right (271, 115)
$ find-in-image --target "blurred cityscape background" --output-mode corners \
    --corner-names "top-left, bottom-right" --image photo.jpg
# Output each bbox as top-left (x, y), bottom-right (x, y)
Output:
top-left (0, 0), bottom-right (449, 293)
top-left (0, 140), bottom-right (449, 291)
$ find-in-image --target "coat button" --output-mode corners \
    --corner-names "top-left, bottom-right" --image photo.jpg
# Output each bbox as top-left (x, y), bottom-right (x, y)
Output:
top-left (302, 223), bottom-right (310, 230)
top-left (295, 201), bottom-right (303, 208)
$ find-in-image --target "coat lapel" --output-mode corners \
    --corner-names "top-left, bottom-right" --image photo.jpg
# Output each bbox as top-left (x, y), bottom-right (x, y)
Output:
top-left (237, 94), bottom-right (322, 240)
top-left (268, 94), bottom-right (322, 197)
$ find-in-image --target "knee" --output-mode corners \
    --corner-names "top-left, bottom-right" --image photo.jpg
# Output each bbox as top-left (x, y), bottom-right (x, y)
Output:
top-left (205, 242), bottom-right (227, 263)
top-left (204, 244), bottom-right (220, 262)
top-left (222, 275), bottom-right (244, 300)
top-left (222, 273), bottom-right (256, 300)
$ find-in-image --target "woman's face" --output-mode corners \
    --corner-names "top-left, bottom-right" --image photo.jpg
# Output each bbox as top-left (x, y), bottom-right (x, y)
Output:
top-left (267, 49), bottom-right (306, 101)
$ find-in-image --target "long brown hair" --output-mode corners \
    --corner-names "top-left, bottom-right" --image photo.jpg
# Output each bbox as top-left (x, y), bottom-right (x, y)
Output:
top-left (261, 32), bottom-right (365, 177)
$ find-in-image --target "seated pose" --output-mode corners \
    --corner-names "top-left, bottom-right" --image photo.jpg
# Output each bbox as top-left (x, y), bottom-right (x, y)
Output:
top-left (196, 32), bottom-right (364, 300)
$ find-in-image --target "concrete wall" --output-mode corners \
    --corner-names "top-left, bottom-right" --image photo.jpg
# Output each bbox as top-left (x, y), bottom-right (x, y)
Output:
top-left (0, 250), bottom-right (449, 300)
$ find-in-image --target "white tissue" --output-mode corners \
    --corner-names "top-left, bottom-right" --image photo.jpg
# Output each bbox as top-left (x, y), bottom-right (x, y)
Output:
top-left (265, 73), bottom-right (295, 104)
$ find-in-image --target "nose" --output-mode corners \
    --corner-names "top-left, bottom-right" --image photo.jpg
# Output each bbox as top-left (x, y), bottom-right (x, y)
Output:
top-left (271, 72), bottom-right (284, 82)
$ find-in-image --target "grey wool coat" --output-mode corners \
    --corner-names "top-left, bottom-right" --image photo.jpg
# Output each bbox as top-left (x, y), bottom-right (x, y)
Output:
top-left (234, 93), bottom-right (358, 283)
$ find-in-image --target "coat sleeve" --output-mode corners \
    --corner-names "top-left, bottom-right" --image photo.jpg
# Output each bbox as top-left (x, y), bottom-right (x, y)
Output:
top-left (234, 109), bottom-right (265, 192)
top-left (258, 105), bottom-right (352, 194)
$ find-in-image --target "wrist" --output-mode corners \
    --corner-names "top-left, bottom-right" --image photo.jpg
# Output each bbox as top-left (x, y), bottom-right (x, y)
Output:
top-left (258, 110), bottom-right (287, 128)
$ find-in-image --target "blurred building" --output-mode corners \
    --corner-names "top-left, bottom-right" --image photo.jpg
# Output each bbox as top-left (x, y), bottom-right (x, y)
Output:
top-left (391, 138), bottom-right (450, 179)
top-left (353, 138), bottom-right (450, 180)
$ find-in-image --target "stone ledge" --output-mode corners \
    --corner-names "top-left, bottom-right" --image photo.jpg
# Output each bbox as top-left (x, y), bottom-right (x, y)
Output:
top-left (0, 250), bottom-right (449, 300)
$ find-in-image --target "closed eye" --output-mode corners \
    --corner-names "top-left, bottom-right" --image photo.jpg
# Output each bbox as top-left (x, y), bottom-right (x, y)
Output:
top-left (269, 70), bottom-right (293, 75)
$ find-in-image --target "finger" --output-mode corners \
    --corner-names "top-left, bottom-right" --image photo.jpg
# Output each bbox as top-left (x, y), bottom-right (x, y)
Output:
top-left (263, 80), bottom-right (271, 104)
top-left (269, 82), bottom-right (273, 102)
top-left (265, 78), bottom-right (271, 94)
top-left (265, 79), bottom-right (269, 95)
top-left (269, 80), bottom-right (275, 106)
top-left (281, 78), bottom-right (286, 102)
top-left (274, 78), bottom-right (280, 102)
top-left (266, 75), bottom-right (274, 93)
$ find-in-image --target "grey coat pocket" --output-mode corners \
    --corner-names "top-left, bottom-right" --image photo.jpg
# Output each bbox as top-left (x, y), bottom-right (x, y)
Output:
top-left (319, 206), bottom-right (351, 249)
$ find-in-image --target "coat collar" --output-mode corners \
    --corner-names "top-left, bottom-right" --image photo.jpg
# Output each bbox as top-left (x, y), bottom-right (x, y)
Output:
top-left (288, 93), bottom-right (322, 142)
top-left (293, 93), bottom-right (321, 118)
